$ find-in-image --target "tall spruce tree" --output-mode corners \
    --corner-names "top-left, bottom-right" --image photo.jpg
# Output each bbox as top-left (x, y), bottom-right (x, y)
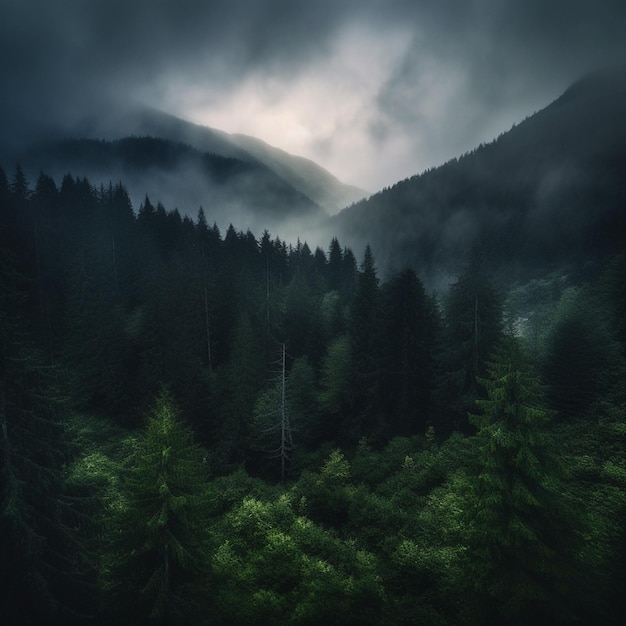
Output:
top-left (378, 268), bottom-right (438, 436)
top-left (1, 248), bottom-right (93, 624)
top-left (439, 265), bottom-right (502, 433)
top-left (218, 311), bottom-right (265, 467)
top-left (105, 390), bottom-right (211, 625)
top-left (347, 244), bottom-right (380, 440)
top-left (542, 287), bottom-right (623, 419)
top-left (465, 337), bottom-right (579, 624)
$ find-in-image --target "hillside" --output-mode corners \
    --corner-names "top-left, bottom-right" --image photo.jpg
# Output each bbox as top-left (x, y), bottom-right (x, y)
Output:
top-left (229, 132), bottom-right (367, 214)
top-left (16, 135), bottom-right (325, 237)
top-left (332, 66), bottom-right (626, 288)
top-left (11, 104), bottom-right (367, 216)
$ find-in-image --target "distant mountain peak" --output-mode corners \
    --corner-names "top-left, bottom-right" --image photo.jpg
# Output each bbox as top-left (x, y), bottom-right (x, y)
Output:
top-left (73, 104), bottom-right (367, 215)
top-left (228, 132), bottom-right (367, 215)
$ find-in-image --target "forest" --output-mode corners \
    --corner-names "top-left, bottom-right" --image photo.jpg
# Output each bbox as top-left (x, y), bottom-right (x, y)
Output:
top-left (1, 164), bottom-right (625, 625)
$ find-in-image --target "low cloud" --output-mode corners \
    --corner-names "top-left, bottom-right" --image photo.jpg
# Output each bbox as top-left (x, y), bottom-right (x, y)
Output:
top-left (2, 1), bottom-right (626, 190)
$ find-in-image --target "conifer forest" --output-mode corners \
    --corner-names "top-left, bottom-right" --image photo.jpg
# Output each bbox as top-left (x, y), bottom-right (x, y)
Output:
top-left (1, 164), bottom-right (626, 626)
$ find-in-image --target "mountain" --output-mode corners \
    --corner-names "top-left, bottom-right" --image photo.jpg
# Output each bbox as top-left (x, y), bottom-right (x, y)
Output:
top-left (4, 68), bottom-right (624, 287)
top-left (26, 104), bottom-right (366, 216)
top-left (332, 66), bottom-right (626, 289)
top-left (16, 135), bottom-right (325, 237)
top-left (3, 104), bottom-right (365, 239)
top-left (227, 133), bottom-right (366, 215)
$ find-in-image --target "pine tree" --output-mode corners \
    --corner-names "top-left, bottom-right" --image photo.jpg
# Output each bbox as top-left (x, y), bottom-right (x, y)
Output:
top-left (327, 236), bottom-right (343, 291)
top-left (221, 311), bottom-right (265, 460)
top-left (318, 335), bottom-right (352, 442)
top-left (347, 244), bottom-right (380, 440)
top-left (9, 163), bottom-right (29, 201)
top-left (105, 390), bottom-right (211, 625)
top-left (0, 248), bottom-right (94, 624)
top-left (378, 268), bottom-right (438, 436)
top-left (542, 286), bottom-right (623, 419)
top-left (465, 337), bottom-right (578, 624)
top-left (439, 266), bottom-right (502, 433)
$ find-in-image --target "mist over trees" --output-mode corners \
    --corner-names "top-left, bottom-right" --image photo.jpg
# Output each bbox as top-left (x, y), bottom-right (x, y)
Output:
top-left (0, 158), bottom-right (625, 626)
top-left (333, 68), bottom-right (626, 288)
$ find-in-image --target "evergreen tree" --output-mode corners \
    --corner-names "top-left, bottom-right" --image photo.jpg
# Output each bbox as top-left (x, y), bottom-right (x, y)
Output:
top-left (211, 491), bottom-right (384, 625)
top-left (465, 337), bottom-right (579, 624)
top-left (439, 266), bottom-right (502, 433)
top-left (1, 248), bottom-right (93, 624)
top-left (347, 244), bottom-right (380, 440)
top-left (340, 246), bottom-right (357, 301)
top-left (327, 237), bottom-right (343, 291)
top-left (542, 287), bottom-right (623, 419)
top-left (9, 163), bottom-right (30, 201)
top-left (105, 390), bottom-right (211, 625)
top-left (282, 269), bottom-right (317, 359)
top-left (318, 335), bottom-right (352, 443)
top-left (217, 311), bottom-right (265, 467)
top-left (62, 251), bottom-right (133, 417)
top-left (378, 268), bottom-right (438, 436)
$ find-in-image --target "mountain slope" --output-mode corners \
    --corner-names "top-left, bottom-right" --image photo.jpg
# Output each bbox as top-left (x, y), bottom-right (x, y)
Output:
top-left (332, 66), bottom-right (626, 288)
top-left (229, 133), bottom-right (366, 214)
top-left (19, 136), bottom-right (325, 236)
top-left (64, 104), bottom-right (366, 215)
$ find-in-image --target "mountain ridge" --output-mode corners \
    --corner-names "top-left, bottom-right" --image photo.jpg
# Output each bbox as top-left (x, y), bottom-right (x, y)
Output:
top-left (45, 104), bottom-right (367, 215)
top-left (16, 135), bottom-right (326, 238)
top-left (331, 66), bottom-right (626, 288)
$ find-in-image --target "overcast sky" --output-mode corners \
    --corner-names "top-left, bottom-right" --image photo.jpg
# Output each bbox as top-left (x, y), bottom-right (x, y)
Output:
top-left (2, 0), bottom-right (626, 191)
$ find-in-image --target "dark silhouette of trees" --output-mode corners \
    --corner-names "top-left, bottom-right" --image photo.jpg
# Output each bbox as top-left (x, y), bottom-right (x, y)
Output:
top-left (377, 268), bottom-right (439, 436)
top-left (346, 244), bottom-right (380, 441)
top-left (0, 160), bottom-right (623, 624)
top-left (438, 263), bottom-right (503, 433)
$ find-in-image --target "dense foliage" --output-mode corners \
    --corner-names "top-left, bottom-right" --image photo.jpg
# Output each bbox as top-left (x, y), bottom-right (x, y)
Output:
top-left (1, 164), bottom-right (625, 625)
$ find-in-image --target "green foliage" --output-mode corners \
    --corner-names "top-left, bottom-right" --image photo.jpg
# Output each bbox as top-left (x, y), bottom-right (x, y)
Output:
top-left (293, 450), bottom-right (354, 530)
top-left (288, 356), bottom-right (320, 446)
top-left (465, 337), bottom-right (580, 624)
top-left (3, 160), bottom-right (626, 624)
top-left (438, 266), bottom-right (503, 433)
top-left (602, 251), bottom-right (626, 352)
top-left (104, 390), bottom-right (212, 625)
top-left (377, 268), bottom-right (439, 435)
top-left (542, 286), bottom-right (624, 419)
top-left (388, 470), bottom-right (470, 625)
top-left (212, 492), bottom-right (384, 625)
top-left (318, 335), bottom-right (352, 439)
top-left (503, 271), bottom-right (570, 361)
top-left (216, 311), bottom-right (266, 467)
top-left (347, 245), bottom-right (380, 437)
top-left (1, 247), bottom-right (94, 624)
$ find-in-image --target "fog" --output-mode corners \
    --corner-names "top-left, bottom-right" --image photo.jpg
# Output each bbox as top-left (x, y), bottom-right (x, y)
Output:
top-left (2, 1), bottom-right (626, 191)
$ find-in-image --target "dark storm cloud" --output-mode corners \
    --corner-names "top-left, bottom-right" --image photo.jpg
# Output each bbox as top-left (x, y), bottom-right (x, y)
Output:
top-left (373, 0), bottom-right (626, 134)
top-left (2, 0), bottom-right (626, 187)
top-left (0, 0), bottom-right (353, 140)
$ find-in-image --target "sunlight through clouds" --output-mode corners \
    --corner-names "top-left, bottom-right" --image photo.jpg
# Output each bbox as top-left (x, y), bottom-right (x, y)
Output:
top-left (175, 24), bottom-right (413, 188)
